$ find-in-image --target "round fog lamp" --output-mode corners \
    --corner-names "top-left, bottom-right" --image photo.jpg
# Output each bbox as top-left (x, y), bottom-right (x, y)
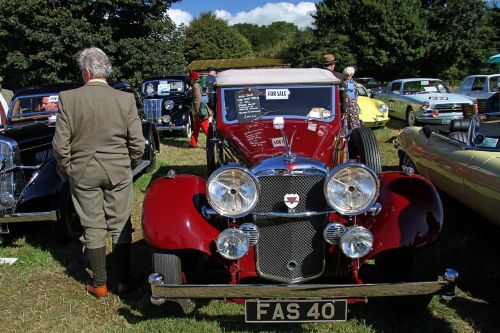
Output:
top-left (340, 226), bottom-right (373, 259)
top-left (0, 193), bottom-right (16, 209)
top-left (216, 228), bottom-right (250, 260)
top-left (161, 115), bottom-right (171, 124)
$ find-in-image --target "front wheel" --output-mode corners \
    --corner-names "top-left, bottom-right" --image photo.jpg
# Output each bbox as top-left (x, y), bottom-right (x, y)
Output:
top-left (348, 127), bottom-right (382, 173)
top-left (406, 108), bottom-right (418, 127)
top-left (152, 250), bottom-right (192, 315)
top-left (182, 114), bottom-right (192, 138)
top-left (52, 183), bottom-right (82, 244)
top-left (146, 139), bottom-right (156, 172)
top-left (399, 153), bottom-right (417, 174)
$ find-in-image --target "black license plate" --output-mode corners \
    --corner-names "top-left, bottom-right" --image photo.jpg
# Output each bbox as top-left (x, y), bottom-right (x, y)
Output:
top-left (245, 299), bottom-right (347, 323)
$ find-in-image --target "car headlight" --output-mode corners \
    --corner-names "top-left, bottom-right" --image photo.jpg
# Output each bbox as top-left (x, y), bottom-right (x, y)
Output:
top-left (206, 166), bottom-right (259, 218)
top-left (378, 103), bottom-right (388, 113)
top-left (163, 99), bottom-right (175, 111)
top-left (216, 228), bottom-right (250, 260)
top-left (324, 163), bottom-right (379, 216)
top-left (340, 226), bottom-right (373, 258)
top-left (422, 101), bottom-right (430, 110)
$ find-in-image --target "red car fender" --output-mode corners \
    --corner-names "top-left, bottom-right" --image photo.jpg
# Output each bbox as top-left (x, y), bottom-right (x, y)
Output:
top-left (142, 175), bottom-right (219, 254)
top-left (364, 171), bottom-right (443, 259)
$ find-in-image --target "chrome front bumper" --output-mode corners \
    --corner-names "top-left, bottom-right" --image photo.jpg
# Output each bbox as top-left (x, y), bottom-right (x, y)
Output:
top-left (155, 124), bottom-right (187, 132)
top-left (0, 210), bottom-right (58, 223)
top-left (148, 269), bottom-right (458, 303)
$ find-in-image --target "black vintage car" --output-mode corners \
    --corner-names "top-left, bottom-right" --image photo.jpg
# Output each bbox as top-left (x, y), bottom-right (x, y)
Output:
top-left (0, 82), bottom-right (159, 241)
top-left (141, 75), bottom-right (192, 137)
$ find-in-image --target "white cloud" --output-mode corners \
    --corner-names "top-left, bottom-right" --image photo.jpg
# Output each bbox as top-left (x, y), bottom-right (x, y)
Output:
top-left (166, 8), bottom-right (193, 26)
top-left (216, 2), bottom-right (316, 29)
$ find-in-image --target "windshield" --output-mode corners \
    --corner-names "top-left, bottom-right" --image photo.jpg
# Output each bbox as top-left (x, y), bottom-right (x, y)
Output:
top-left (142, 79), bottom-right (184, 96)
top-left (472, 113), bottom-right (500, 150)
top-left (357, 78), bottom-right (379, 88)
top-left (9, 94), bottom-right (59, 121)
top-left (222, 85), bottom-right (335, 123)
top-left (402, 80), bottom-right (449, 94)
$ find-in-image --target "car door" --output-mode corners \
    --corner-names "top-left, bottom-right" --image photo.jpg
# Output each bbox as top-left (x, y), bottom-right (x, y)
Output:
top-left (466, 152), bottom-right (500, 224)
top-left (386, 82), bottom-right (406, 120)
top-left (418, 134), bottom-right (472, 203)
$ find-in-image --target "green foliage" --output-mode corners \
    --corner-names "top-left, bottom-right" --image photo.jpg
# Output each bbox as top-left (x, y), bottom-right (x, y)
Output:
top-left (285, 0), bottom-right (498, 82)
top-left (183, 12), bottom-right (253, 64)
top-left (0, 0), bottom-right (185, 90)
top-left (234, 21), bottom-right (299, 57)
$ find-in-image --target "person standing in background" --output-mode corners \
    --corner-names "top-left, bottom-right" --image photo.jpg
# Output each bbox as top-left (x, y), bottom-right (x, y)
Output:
top-left (342, 66), bottom-right (362, 129)
top-left (322, 53), bottom-right (343, 81)
top-left (188, 70), bottom-right (210, 148)
top-left (52, 47), bottom-right (145, 298)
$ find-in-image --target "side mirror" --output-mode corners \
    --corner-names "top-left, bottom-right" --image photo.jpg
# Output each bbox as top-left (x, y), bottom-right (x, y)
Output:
top-left (473, 134), bottom-right (484, 145)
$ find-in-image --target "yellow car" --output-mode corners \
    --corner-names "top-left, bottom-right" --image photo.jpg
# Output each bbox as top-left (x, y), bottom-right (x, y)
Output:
top-left (356, 83), bottom-right (389, 127)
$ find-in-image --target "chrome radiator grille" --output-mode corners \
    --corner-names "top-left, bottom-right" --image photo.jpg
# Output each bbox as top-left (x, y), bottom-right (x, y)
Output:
top-left (143, 99), bottom-right (163, 122)
top-left (434, 103), bottom-right (468, 113)
top-left (255, 215), bottom-right (328, 283)
top-left (0, 139), bottom-right (24, 214)
top-left (254, 175), bottom-right (328, 213)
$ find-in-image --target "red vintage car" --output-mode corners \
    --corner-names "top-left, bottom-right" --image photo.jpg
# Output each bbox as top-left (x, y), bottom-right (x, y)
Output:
top-left (142, 68), bottom-right (457, 322)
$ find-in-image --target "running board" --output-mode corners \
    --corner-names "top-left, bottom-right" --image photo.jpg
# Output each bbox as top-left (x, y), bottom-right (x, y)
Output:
top-left (132, 160), bottom-right (150, 178)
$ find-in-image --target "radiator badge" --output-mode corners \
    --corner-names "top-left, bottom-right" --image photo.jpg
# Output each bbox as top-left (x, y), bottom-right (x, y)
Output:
top-left (284, 194), bottom-right (300, 209)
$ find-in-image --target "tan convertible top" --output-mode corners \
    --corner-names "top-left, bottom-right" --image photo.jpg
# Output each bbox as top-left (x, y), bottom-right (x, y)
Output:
top-left (216, 68), bottom-right (339, 87)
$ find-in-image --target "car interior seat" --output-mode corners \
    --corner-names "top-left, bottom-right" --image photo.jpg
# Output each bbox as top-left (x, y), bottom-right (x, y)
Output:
top-left (448, 119), bottom-right (470, 143)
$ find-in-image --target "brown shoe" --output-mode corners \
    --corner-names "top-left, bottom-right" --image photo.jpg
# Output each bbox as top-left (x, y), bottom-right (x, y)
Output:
top-left (85, 284), bottom-right (109, 298)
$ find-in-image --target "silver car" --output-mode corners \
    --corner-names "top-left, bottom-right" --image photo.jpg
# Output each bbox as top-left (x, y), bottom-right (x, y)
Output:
top-left (375, 78), bottom-right (474, 126)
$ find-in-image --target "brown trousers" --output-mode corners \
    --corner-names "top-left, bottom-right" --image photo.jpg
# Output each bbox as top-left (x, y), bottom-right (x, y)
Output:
top-left (70, 157), bottom-right (133, 249)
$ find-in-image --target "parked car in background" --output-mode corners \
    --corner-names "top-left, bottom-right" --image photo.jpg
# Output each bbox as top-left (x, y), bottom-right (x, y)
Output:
top-left (458, 74), bottom-right (500, 113)
top-left (357, 83), bottom-right (389, 127)
top-left (374, 78), bottom-right (474, 126)
top-left (395, 112), bottom-right (500, 225)
top-left (357, 77), bottom-right (383, 94)
top-left (0, 82), bottom-right (159, 241)
top-left (143, 68), bottom-right (457, 321)
top-left (141, 75), bottom-right (192, 138)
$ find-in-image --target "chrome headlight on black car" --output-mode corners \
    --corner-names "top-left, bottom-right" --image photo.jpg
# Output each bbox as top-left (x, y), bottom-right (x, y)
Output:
top-left (206, 166), bottom-right (259, 218)
top-left (163, 99), bottom-right (175, 111)
top-left (324, 162), bottom-right (379, 216)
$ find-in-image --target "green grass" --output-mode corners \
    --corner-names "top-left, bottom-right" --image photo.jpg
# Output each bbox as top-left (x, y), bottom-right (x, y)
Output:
top-left (1, 121), bottom-right (499, 332)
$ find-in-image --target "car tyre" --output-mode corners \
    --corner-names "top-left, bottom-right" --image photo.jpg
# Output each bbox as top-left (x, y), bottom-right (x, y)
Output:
top-left (52, 183), bottom-right (82, 244)
top-left (152, 249), bottom-right (192, 315)
top-left (146, 138), bottom-right (156, 172)
top-left (182, 115), bottom-right (192, 138)
top-left (400, 153), bottom-right (417, 173)
top-left (377, 242), bottom-right (440, 312)
top-left (348, 127), bottom-right (382, 173)
top-left (406, 108), bottom-right (418, 127)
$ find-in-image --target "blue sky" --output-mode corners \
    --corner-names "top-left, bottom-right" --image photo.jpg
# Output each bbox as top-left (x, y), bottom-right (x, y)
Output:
top-left (168, 1), bottom-right (320, 28)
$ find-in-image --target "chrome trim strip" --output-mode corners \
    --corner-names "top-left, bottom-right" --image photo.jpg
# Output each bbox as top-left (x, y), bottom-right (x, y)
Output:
top-left (0, 211), bottom-right (59, 223)
top-left (149, 280), bottom-right (455, 299)
top-left (253, 211), bottom-right (333, 217)
top-left (201, 206), bottom-right (334, 218)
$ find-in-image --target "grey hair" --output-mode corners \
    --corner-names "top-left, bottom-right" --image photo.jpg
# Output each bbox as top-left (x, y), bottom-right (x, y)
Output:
top-left (343, 66), bottom-right (355, 78)
top-left (78, 47), bottom-right (112, 79)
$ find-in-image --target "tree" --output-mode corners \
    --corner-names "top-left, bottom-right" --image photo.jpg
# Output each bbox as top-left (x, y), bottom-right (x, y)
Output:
top-left (421, 0), bottom-right (493, 81)
top-left (0, 0), bottom-right (185, 90)
top-left (234, 21), bottom-right (299, 57)
top-left (183, 12), bottom-right (253, 63)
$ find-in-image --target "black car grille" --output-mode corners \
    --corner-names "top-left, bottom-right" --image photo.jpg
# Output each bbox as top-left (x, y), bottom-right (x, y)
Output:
top-left (255, 215), bottom-right (328, 283)
top-left (143, 96), bottom-right (186, 122)
top-left (434, 103), bottom-right (467, 113)
top-left (254, 175), bottom-right (328, 213)
top-left (144, 99), bottom-right (163, 121)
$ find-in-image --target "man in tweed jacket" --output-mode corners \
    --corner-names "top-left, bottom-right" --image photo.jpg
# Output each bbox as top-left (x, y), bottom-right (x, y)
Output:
top-left (53, 47), bottom-right (144, 298)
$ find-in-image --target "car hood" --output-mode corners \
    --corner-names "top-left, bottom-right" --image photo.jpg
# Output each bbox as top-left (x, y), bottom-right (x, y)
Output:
top-left (407, 93), bottom-right (473, 104)
top-left (0, 122), bottom-right (55, 151)
top-left (218, 118), bottom-right (339, 167)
